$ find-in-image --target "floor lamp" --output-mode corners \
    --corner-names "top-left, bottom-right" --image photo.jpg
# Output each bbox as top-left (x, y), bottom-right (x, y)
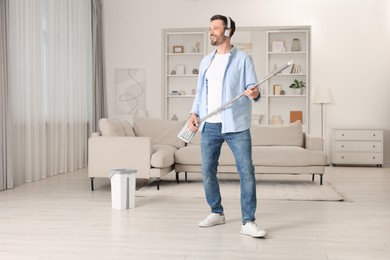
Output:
top-left (313, 87), bottom-right (331, 138)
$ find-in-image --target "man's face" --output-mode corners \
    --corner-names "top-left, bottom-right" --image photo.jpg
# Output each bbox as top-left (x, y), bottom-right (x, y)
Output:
top-left (209, 19), bottom-right (227, 46)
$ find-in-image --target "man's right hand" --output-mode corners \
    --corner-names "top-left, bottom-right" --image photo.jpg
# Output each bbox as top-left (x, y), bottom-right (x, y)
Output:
top-left (188, 113), bottom-right (199, 132)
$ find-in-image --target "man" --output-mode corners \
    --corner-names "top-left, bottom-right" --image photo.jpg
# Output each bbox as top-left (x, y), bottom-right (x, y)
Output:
top-left (188, 15), bottom-right (267, 238)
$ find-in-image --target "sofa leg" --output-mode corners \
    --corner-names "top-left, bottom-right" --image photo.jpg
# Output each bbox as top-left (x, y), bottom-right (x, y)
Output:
top-left (185, 172), bottom-right (188, 181)
top-left (157, 178), bottom-right (160, 190)
top-left (312, 174), bottom-right (314, 182)
top-left (176, 172), bottom-right (180, 183)
top-left (90, 177), bottom-right (94, 191)
top-left (320, 174), bottom-right (323, 185)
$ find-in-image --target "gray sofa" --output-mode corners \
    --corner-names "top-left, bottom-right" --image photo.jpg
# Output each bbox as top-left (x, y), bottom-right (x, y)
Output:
top-left (88, 117), bottom-right (327, 190)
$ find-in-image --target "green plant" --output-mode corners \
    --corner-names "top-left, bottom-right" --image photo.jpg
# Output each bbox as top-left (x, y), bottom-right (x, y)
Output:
top-left (289, 79), bottom-right (306, 89)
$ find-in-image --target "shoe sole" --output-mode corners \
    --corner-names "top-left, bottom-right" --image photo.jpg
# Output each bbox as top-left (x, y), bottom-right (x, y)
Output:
top-left (240, 230), bottom-right (267, 238)
top-left (198, 221), bottom-right (226, 227)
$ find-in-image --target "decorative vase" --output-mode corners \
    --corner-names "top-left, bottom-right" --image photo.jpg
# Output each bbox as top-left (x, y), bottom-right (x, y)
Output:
top-left (294, 88), bottom-right (303, 95)
top-left (291, 38), bottom-right (301, 52)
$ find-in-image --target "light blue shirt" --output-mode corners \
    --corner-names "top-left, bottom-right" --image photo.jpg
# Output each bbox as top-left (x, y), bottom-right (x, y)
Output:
top-left (191, 46), bottom-right (259, 133)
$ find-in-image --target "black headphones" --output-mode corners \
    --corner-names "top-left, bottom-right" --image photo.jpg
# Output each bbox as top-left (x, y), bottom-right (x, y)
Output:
top-left (224, 16), bottom-right (231, 37)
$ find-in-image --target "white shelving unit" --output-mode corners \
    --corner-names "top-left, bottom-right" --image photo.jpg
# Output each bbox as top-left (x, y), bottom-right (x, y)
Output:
top-left (163, 30), bottom-right (207, 121)
top-left (265, 29), bottom-right (310, 131)
top-left (162, 27), bottom-right (310, 129)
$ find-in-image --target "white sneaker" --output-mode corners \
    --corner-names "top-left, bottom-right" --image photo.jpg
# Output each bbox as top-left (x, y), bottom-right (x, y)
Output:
top-left (198, 213), bottom-right (226, 227)
top-left (240, 222), bottom-right (267, 238)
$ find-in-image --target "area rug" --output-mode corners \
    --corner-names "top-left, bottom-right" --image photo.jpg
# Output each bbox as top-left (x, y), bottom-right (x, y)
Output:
top-left (136, 178), bottom-right (345, 201)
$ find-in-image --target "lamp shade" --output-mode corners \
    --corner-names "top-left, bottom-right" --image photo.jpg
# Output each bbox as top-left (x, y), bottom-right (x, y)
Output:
top-left (313, 87), bottom-right (331, 104)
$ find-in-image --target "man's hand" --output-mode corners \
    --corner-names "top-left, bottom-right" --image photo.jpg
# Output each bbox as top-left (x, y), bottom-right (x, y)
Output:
top-left (188, 113), bottom-right (200, 132)
top-left (244, 85), bottom-right (260, 100)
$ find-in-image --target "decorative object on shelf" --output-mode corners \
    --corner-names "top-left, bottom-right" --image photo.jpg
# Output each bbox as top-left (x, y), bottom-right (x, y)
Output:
top-left (176, 64), bottom-right (185, 75)
top-left (171, 114), bottom-right (178, 121)
top-left (170, 70), bottom-right (176, 75)
top-left (251, 114), bottom-right (261, 125)
top-left (272, 41), bottom-right (286, 52)
top-left (191, 89), bottom-right (196, 95)
top-left (313, 86), bottom-right (332, 137)
top-left (235, 42), bottom-right (253, 53)
top-left (271, 115), bottom-right (283, 125)
top-left (192, 68), bottom-right (199, 74)
top-left (259, 114), bottom-right (265, 124)
top-left (290, 64), bottom-right (302, 74)
top-left (273, 84), bottom-right (282, 95)
top-left (290, 111), bottom-right (302, 123)
top-left (289, 79), bottom-right (306, 95)
top-left (173, 45), bottom-right (184, 53)
top-left (291, 38), bottom-right (301, 51)
top-left (192, 41), bottom-right (200, 53)
top-left (179, 90), bottom-right (186, 95)
top-left (170, 90), bottom-right (180, 95)
top-left (280, 90), bottom-right (285, 95)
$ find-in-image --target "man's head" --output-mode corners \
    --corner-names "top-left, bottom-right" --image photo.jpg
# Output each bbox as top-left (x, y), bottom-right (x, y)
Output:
top-left (209, 15), bottom-right (236, 46)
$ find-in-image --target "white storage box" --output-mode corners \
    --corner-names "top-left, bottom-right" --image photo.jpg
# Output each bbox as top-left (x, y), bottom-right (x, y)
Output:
top-left (110, 168), bottom-right (137, 209)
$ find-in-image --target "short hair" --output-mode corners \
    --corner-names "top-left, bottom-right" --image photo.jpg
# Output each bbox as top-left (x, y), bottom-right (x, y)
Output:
top-left (210, 15), bottom-right (236, 38)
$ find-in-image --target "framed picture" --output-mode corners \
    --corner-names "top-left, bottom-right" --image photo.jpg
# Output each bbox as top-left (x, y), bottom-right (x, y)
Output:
top-left (272, 41), bottom-right (286, 52)
top-left (273, 84), bottom-right (282, 95)
top-left (173, 45), bottom-right (184, 53)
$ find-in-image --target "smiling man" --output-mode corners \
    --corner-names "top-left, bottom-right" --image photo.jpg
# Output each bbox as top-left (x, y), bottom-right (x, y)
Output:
top-left (188, 15), bottom-right (267, 238)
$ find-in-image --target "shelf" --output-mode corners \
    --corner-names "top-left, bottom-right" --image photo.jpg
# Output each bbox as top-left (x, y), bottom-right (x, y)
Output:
top-left (268, 51), bottom-right (307, 55)
top-left (167, 74), bottom-right (199, 77)
top-left (167, 95), bottom-right (195, 98)
top-left (268, 95), bottom-right (306, 98)
top-left (272, 73), bottom-right (307, 76)
top-left (167, 53), bottom-right (205, 56)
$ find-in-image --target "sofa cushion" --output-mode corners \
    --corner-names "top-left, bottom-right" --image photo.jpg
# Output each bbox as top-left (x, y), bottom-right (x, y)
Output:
top-left (175, 145), bottom-right (326, 167)
top-left (120, 120), bottom-right (136, 136)
top-left (151, 144), bottom-right (176, 168)
top-left (133, 116), bottom-right (185, 149)
top-left (251, 120), bottom-right (303, 147)
top-left (99, 118), bottom-right (135, 136)
top-left (251, 146), bottom-right (327, 166)
top-left (99, 118), bottom-right (124, 136)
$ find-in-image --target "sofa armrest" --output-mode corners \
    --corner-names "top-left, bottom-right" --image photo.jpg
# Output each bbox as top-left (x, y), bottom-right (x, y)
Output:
top-left (88, 136), bottom-right (153, 179)
top-left (305, 134), bottom-right (324, 151)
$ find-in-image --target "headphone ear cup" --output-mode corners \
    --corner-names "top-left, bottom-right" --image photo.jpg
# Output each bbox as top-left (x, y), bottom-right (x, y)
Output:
top-left (224, 29), bottom-right (230, 37)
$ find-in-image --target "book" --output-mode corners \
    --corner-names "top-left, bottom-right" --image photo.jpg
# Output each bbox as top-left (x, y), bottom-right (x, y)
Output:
top-left (290, 111), bottom-right (303, 123)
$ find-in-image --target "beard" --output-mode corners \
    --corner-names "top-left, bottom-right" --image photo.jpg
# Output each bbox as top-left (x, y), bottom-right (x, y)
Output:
top-left (210, 35), bottom-right (217, 46)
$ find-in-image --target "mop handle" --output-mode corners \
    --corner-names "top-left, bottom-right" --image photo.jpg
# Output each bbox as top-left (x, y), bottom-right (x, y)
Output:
top-left (198, 60), bottom-right (293, 123)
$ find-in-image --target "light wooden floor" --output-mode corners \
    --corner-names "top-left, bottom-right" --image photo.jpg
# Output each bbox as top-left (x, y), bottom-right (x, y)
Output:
top-left (0, 166), bottom-right (389, 260)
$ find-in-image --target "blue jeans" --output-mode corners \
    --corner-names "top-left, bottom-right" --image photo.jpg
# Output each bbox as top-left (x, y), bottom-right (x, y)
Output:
top-left (201, 122), bottom-right (257, 224)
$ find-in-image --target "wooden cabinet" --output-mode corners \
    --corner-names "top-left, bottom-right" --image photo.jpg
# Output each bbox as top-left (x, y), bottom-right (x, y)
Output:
top-left (332, 127), bottom-right (383, 167)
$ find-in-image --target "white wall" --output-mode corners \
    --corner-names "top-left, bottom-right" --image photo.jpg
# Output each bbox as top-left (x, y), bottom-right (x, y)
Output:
top-left (103, 0), bottom-right (390, 165)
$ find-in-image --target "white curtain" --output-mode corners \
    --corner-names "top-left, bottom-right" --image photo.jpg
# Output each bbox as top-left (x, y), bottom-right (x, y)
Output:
top-left (8, 0), bottom-right (92, 185)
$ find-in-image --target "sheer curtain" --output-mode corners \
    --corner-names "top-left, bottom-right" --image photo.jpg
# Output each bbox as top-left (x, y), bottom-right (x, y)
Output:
top-left (0, 0), bottom-right (14, 190)
top-left (8, 0), bottom-right (92, 184)
top-left (91, 0), bottom-right (107, 133)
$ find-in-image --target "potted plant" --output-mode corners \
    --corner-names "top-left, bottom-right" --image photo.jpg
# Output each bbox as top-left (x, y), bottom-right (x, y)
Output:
top-left (289, 79), bottom-right (306, 94)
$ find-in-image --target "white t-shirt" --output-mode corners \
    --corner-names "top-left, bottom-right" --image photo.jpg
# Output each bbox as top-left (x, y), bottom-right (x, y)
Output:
top-left (205, 53), bottom-right (230, 123)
